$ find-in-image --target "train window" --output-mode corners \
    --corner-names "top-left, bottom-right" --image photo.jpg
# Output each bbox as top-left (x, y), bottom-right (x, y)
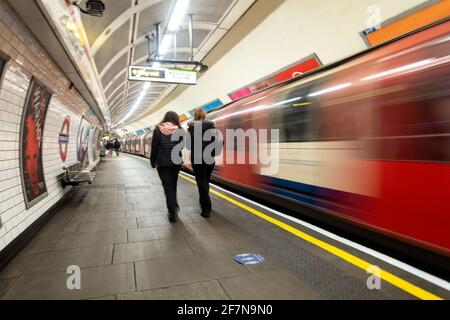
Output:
top-left (227, 109), bottom-right (253, 152)
top-left (375, 97), bottom-right (450, 162)
top-left (270, 87), bottom-right (316, 142)
top-left (315, 103), bottom-right (358, 141)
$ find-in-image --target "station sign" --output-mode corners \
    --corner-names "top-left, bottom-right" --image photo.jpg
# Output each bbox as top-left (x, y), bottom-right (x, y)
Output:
top-left (59, 116), bottom-right (71, 162)
top-left (129, 66), bottom-right (197, 85)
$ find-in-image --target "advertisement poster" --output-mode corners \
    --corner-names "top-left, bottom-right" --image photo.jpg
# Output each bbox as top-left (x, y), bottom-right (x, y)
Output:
top-left (88, 126), bottom-right (99, 165)
top-left (77, 117), bottom-right (92, 168)
top-left (93, 128), bottom-right (100, 162)
top-left (20, 78), bottom-right (51, 209)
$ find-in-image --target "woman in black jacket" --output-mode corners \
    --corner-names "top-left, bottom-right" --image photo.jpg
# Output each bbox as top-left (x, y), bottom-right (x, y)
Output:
top-left (187, 109), bottom-right (222, 218)
top-left (150, 111), bottom-right (185, 222)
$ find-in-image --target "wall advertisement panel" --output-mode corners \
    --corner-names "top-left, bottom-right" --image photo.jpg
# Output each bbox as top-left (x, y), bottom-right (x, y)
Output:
top-left (20, 78), bottom-right (51, 209)
top-left (88, 126), bottom-right (100, 165)
top-left (77, 117), bottom-right (92, 168)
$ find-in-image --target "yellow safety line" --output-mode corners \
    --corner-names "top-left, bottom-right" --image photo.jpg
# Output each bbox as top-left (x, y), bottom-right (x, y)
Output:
top-left (180, 173), bottom-right (443, 300)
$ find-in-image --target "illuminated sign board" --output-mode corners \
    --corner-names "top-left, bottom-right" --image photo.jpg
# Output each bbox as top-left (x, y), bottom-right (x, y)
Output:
top-left (129, 66), bottom-right (197, 85)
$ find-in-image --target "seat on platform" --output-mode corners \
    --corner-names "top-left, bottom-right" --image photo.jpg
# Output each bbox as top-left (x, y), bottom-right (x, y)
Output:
top-left (62, 161), bottom-right (98, 187)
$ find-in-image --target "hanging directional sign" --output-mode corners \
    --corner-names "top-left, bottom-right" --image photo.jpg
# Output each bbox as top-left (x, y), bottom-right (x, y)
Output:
top-left (129, 65), bottom-right (197, 85)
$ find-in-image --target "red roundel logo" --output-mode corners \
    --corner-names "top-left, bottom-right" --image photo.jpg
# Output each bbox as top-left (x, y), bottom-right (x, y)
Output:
top-left (59, 116), bottom-right (70, 162)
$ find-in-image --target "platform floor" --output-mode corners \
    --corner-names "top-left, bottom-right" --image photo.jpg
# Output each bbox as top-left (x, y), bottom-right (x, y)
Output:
top-left (0, 155), bottom-right (447, 300)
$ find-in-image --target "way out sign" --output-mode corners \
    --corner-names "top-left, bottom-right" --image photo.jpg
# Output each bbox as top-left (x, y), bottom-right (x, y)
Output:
top-left (234, 253), bottom-right (265, 265)
top-left (129, 65), bottom-right (197, 85)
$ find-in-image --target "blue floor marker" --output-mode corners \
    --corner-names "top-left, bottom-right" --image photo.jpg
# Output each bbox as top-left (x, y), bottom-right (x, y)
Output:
top-left (234, 253), bottom-right (265, 265)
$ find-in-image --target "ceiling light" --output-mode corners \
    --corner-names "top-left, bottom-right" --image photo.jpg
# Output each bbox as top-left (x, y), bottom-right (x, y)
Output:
top-left (168, 0), bottom-right (190, 32)
top-left (143, 82), bottom-right (151, 90)
top-left (159, 34), bottom-right (174, 56)
top-left (113, 81), bottom-right (152, 127)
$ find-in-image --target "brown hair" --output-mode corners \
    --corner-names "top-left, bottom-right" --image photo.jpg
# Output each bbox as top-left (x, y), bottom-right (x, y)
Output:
top-left (160, 111), bottom-right (180, 127)
top-left (194, 108), bottom-right (206, 121)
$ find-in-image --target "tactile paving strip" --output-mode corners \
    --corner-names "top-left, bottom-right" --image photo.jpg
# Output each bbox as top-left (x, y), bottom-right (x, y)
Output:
top-left (209, 193), bottom-right (404, 300)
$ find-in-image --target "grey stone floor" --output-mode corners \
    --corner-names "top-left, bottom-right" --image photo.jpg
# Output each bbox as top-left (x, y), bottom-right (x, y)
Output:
top-left (0, 155), bottom-right (447, 300)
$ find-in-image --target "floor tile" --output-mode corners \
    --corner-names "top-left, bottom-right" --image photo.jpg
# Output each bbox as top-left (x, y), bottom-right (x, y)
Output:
top-left (135, 252), bottom-right (247, 291)
top-left (2, 245), bottom-right (113, 279)
top-left (55, 230), bottom-right (128, 249)
top-left (76, 218), bottom-right (137, 233)
top-left (127, 225), bottom-right (190, 243)
top-left (113, 238), bottom-right (193, 264)
top-left (137, 216), bottom-right (173, 228)
top-left (0, 278), bottom-right (16, 298)
top-left (185, 232), bottom-right (256, 253)
top-left (2, 263), bottom-right (135, 300)
top-left (219, 270), bottom-right (322, 300)
top-left (75, 212), bottom-right (126, 222)
top-left (118, 280), bottom-right (230, 300)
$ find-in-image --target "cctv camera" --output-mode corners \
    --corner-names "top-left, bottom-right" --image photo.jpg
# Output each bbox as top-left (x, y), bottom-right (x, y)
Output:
top-left (195, 64), bottom-right (208, 73)
top-left (73, 0), bottom-right (106, 17)
top-left (86, 0), bottom-right (105, 17)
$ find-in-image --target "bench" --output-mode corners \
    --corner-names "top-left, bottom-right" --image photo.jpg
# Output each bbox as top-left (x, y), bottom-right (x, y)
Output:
top-left (62, 162), bottom-right (98, 187)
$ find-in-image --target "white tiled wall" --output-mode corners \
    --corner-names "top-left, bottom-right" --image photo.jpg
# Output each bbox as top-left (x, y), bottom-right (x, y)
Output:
top-left (0, 2), bottom-right (101, 252)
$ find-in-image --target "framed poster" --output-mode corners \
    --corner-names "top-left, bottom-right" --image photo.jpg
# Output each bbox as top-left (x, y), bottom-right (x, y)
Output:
top-left (77, 117), bottom-right (92, 168)
top-left (19, 77), bottom-right (51, 209)
top-left (92, 128), bottom-right (100, 162)
top-left (76, 116), bottom-right (84, 164)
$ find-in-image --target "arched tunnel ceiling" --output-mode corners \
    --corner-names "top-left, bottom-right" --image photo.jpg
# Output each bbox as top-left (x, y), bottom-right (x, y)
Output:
top-left (79, 0), bottom-right (256, 126)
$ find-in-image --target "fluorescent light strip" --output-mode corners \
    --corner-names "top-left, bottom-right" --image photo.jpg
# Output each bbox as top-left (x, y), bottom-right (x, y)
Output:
top-left (308, 83), bottom-right (352, 97)
top-left (112, 0), bottom-right (191, 128)
top-left (215, 97), bottom-right (303, 122)
top-left (168, 0), bottom-right (190, 32)
top-left (361, 59), bottom-right (435, 81)
top-left (113, 82), bottom-right (152, 127)
top-left (159, 34), bottom-right (174, 56)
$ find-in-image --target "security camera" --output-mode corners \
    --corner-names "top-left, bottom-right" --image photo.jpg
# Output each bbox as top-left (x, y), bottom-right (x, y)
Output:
top-left (195, 64), bottom-right (208, 73)
top-left (73, 0), bottom-right (106, 17)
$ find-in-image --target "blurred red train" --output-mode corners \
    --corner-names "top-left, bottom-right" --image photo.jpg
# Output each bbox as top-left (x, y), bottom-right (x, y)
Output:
top-left (121, 20), bottom-right (450, 258)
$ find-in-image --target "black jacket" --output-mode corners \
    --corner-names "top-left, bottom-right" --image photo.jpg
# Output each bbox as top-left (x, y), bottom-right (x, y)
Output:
top-left (150, 127), bottom-right (185, 168)
top-left (187, 120), bottom-right (223, 165)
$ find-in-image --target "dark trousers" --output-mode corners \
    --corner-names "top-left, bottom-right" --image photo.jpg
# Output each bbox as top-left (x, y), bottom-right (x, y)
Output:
top-left (157, 166), bottom-right (181, 215)
top-left (193, 164), bottom-right (214, 214)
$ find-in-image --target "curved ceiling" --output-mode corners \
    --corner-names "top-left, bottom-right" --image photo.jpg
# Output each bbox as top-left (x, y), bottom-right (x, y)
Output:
top-left (79, 0), bottom-right (256, 127)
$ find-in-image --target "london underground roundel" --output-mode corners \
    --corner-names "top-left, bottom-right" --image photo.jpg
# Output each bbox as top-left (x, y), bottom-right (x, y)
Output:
top-left (59, 117), bottom-right (70, 162)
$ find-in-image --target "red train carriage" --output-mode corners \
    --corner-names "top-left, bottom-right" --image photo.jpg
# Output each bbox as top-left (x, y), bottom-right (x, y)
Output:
top-left (204, 20), bottom-right (450, 256)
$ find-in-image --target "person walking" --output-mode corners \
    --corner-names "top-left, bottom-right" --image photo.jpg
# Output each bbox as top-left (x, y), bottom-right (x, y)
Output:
top-left (106, 140), bottom-right (114, 157)
top-left (114, 139), bottom-right (121, 157)
top-left (150, 111), bottom-right (185, 222)
top-left (187, 109), bottom-right (222, 218)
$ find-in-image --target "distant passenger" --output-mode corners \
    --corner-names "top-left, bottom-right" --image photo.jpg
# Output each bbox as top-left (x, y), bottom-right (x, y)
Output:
top-left (106, 140), bottom-right (114, 157)
top-left (114, 139), bottom-right (121, 157)
top-left (150, 111), bottom-right (185, 222)
top-left (187, 109), bottom-right (223, 218)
